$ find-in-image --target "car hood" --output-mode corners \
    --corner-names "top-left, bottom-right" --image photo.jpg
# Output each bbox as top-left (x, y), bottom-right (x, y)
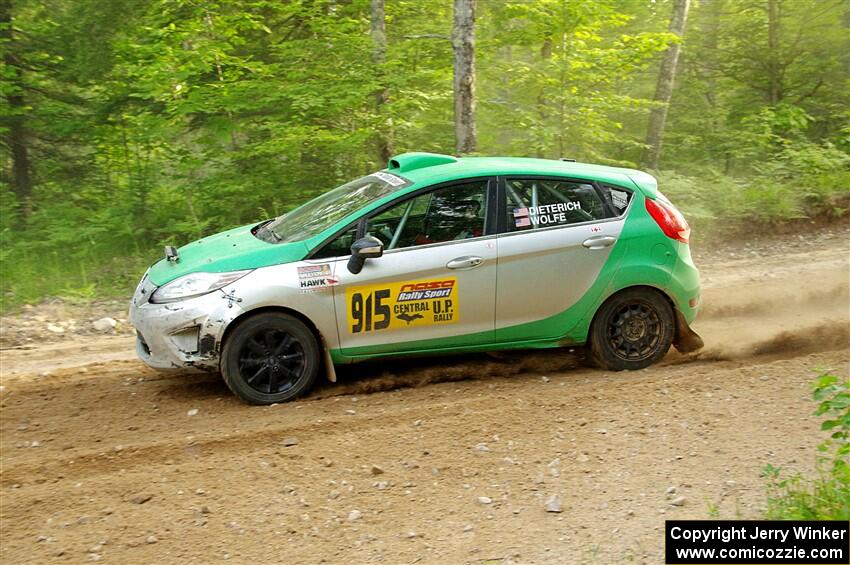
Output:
top-left (147, 223), bottom-right (310, 286)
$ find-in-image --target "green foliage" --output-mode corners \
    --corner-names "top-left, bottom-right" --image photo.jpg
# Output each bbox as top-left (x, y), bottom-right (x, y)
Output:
top-left (1, 0), bottom-right (848, 310)
top-left (656, 141), bottom-right (850, 224)
top-left (730, 133), bottom-right (850, 224)
top-left (762, 464), bottom-right (849, 520)
top-left (478, 0), bottom-right (674, 161)
top-left (812, 373), bottom-right (850, 474)
top-left (762, 373), bottom-right (850, 521)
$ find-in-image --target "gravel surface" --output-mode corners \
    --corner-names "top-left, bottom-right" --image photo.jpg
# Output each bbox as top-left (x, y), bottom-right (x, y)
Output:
top-left (0, 225), bottom-right (848, 564)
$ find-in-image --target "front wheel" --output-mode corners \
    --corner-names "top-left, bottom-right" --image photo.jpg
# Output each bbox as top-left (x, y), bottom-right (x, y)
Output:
top-left (221, 312), bottom-right (321, 405)
top-left (588, 288), bottom-right (675, 371)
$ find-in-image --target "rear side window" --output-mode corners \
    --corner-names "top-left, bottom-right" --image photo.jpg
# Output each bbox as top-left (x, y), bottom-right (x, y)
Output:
top-left (504, 178), bottom-right (609, 232)
top-left (599, 184), bottom-right (634, 216)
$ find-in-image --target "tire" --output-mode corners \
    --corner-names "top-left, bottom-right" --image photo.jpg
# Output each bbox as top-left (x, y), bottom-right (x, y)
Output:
top-left (221, 312), bottom-right (321, 405)
top-left (588, 288), bottom-right (675, 371)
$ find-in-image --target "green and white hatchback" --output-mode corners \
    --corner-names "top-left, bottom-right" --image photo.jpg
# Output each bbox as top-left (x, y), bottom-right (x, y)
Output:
top-left (129, 153), bottom-right (703, 404)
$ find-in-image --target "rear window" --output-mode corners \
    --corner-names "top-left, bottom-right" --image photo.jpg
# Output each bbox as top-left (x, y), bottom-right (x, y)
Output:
top-left (505, 178), bottom-right (609, 232)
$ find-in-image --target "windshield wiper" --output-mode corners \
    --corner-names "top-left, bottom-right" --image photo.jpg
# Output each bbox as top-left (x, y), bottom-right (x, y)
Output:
top-left (253, 220), bottom-right (282, 243)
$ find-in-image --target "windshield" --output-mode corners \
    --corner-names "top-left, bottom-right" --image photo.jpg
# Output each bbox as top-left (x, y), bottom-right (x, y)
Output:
top-left (267, 172), bottom-right (410, 243)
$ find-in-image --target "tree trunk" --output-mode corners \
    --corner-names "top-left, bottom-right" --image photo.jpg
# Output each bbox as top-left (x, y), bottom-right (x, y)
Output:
top-left (702, 0), bottom-right (720, 114)
top-left (536, 37), bottom-right (552, 158)
top-left (1, 0), bottom-right (33, 221)
top-left (766, 0), bottom-right (782, 104)
top-left (452, 0), bottom-right (476, 154)
top-left (842, 0), bottom-right (849, 84)
top-left (370, 0), bottom-right (393, 165)
top-left (643, 0), bottom-right (690, 170)
top-left (703, 0), bottom-right (732, 169)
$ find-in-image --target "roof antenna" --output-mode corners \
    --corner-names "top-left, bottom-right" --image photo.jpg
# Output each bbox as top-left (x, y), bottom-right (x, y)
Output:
top-left (559, 157), bottom-right (576, 162)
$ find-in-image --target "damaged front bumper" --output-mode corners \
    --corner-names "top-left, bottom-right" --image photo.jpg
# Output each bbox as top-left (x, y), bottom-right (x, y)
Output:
top-left (128, 273), bottom-right (245, 371)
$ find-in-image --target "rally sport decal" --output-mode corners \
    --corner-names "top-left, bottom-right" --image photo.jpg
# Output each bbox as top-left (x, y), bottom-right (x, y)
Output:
top-left (346, 278), bottom-right (458, 334)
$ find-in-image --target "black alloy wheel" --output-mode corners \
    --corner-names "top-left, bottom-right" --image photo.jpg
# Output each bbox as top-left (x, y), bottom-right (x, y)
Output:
top-left (221, 312), bottom-right (321, 404)
top-left (607, 301), bottom-right (662, 361)
top-left (588, 288), bottom-right (675, 371)
top-left (238, 328), bottom-right (306, 395)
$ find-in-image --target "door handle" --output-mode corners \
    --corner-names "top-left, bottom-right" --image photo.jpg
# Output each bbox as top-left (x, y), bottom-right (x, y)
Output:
top-left (446, 256), bottom-right (483, 270)
top-left (582, 236), bottom-right (617, 249)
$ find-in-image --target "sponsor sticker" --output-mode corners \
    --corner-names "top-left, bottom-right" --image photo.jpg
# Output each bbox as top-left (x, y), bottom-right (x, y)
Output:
top-left (372, 171), bottom-right (407, 187)
top-left (513, 201), bottom-right (582, 228)
top-left (609, 188), bottom-right (629, 211)
top-left (513, 207), bottom-right (532, 227)
top-left (346, 278), bottom-right (458, 334)
top-left (297, 264), bottom-right (338, 292)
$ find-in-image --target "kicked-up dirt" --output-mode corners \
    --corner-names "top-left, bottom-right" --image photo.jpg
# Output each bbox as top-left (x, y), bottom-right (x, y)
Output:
top-left (0, 226), bottom-right (848, 564)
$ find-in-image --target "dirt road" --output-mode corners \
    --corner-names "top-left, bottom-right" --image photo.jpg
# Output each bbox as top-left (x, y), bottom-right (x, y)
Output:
top-left (1, 227), bottom-right (848, 564)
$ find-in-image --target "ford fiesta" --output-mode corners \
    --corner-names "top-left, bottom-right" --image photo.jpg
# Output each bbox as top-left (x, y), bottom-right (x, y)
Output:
top-left (129, 153), bottom-right (703, 405)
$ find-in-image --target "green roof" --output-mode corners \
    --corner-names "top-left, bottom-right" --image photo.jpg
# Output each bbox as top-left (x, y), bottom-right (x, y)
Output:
top-left (387, 153), bottom-right (650, 191)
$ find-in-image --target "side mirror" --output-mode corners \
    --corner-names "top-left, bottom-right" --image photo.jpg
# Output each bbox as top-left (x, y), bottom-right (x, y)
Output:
top-left (347, 236), bottom-right (384, 274)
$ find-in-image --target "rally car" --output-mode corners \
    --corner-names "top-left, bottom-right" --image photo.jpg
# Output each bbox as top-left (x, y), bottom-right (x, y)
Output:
top-left (129, 153), bottom-right (703, 405)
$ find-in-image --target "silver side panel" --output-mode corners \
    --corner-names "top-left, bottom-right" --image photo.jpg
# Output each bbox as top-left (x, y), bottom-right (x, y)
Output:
top-left (494, 219), bottom-right (625, 339)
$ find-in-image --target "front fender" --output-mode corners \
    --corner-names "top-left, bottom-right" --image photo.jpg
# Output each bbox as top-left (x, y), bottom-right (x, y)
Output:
top-left (222, 261), bottom-right (342, 352)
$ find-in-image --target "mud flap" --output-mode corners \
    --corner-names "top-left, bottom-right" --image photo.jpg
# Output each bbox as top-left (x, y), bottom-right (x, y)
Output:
top-left (673, 310), bottom-right (704, 353)
top-left (321, 336), bottom-right (337, 383)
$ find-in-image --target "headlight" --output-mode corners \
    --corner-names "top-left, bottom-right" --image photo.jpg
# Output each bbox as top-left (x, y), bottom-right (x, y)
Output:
top-left (134, 271), bottom-right (149, 295)
top-left (150, 270), bottom-right (251, 303)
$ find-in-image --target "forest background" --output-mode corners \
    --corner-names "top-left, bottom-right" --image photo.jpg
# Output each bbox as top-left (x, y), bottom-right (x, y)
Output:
top-left (1, 0), bottom-right (848, 309)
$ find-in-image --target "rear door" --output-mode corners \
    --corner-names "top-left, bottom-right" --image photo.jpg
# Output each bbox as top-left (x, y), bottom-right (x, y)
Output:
top-left (322, 178), bottom-right (499, 357)
top-left (494, 177), bottom-right (630, 342)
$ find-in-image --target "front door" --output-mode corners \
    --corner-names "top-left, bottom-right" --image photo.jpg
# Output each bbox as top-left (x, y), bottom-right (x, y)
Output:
top-left (330, 179), bottom-right (498, 358)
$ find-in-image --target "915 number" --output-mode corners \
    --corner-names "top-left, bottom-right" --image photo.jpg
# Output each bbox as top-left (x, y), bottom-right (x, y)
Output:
top-left (351, 289), bottom-right (391, 333)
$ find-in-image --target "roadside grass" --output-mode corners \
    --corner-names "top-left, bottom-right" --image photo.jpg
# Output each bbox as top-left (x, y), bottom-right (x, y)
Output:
top-left (656, 170), bottom-right (850, 226)
top-left (760, 372), bottom-right (850, 520)
top-left (659, 142), bottom-right (850, 225)
top-left (762, 466), bottom-right (850, 520)
top-left (0, 250), bottom-right (154, 313)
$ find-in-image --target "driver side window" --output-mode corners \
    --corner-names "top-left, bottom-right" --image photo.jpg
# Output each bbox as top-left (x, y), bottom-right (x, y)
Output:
top-left (366, 181), bottom-right (488, 251)
top-left (311, 225), bottom-right (358, 259)
top-left (311, 180), bottom-right (488, 259)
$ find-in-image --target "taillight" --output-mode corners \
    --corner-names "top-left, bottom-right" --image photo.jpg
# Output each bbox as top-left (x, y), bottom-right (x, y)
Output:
top-left (645, 197), bottom-right (690, 243)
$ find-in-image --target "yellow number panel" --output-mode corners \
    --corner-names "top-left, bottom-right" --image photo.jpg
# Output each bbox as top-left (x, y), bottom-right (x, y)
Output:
top-left (346, 277), bottom-right (459, 334)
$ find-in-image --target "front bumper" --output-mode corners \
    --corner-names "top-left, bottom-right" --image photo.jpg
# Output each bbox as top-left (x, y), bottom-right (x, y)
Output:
top-left (128, 274), bottom-right (244, 370)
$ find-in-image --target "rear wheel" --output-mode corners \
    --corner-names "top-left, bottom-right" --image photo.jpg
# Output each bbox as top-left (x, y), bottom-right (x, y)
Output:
top-left (588, 288), bottom-right (674, 371)
top-left (221, 312), bottom-right (321, 405)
